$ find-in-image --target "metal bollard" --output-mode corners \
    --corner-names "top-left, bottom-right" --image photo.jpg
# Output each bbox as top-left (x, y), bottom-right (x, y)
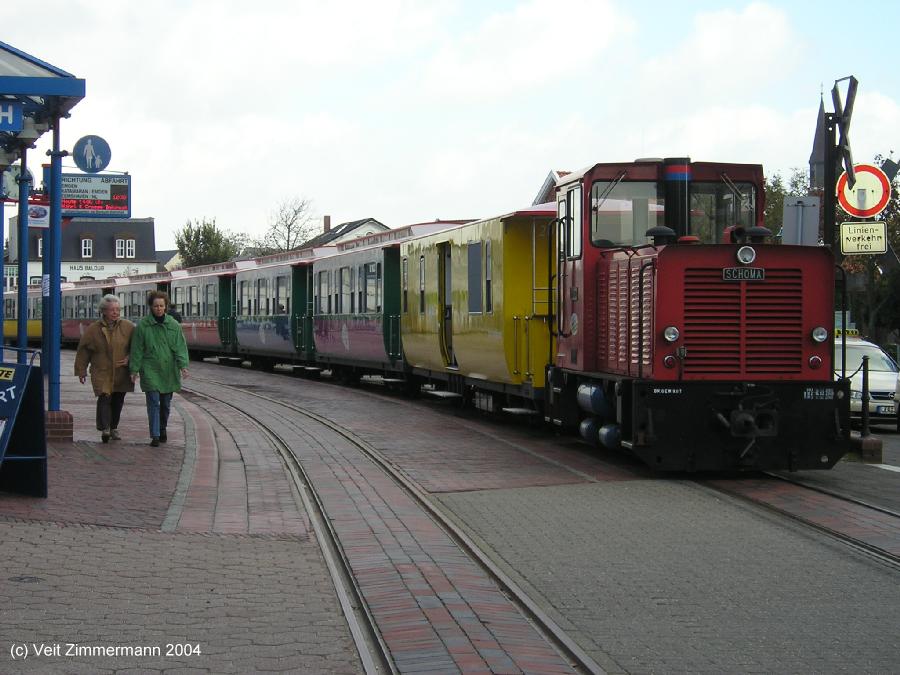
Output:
top-left (861, 355), bottom-right (870, 438)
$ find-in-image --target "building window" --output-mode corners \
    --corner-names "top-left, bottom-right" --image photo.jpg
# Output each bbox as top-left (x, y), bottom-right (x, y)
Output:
top-left (81, 238), bottom-right (93, 258)
top-left (115, 239), bottom-right (125, 258)
top-left (126, 239), bottom-right (135, 258)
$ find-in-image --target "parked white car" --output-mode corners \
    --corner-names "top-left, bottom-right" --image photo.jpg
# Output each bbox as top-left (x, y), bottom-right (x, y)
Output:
top-left (834, 336), bottom-right (898, 426)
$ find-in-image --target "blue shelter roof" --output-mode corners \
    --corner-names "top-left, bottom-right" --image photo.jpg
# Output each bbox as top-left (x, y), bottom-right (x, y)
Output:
top-left (0, 40), bottom-right (85, 150)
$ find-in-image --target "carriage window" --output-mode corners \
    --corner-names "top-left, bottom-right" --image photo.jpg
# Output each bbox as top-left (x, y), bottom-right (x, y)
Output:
top-left (590, 180), bottom-right (662, 247)
top-left (317, 271), bottom-right (328, 314)
top-left (205, 284), bottom-right (217, 316)
top-left (364, 262), bottom-right (378, 314)
top-left (350, 267), bottom-right (356, 314)
top-left (5, 298), bottom-right (14, 319)
top-left (419, 256), bottom-right (425, 314)
top-left (240, 280), bottom-right (250, 316)
top-left (357, 266), bottom-right (364, 313)
top-left (274, 276), bottom-right (288, 315)
top-left (339, 267), bottom-right (351, 315)
top-left (173, 286), bottom-right (185, 318)
top-left (131, 291), bottom-right (141, 317)
top-left (485, 240), bottom-right (493, 313)
top-left (90, 294), bottom-right (101, 318)
top-left (376, 263), bottom-right (382, 313)
top-left (402, 257), bottom-right (408, 314)
top-left (187, 286), bottom-right (196, 317)
top-left (467, 242), bottom-right (482, 314)
top-left (117, 292), bottom-right (127, 317)
top-left (257, 278), bottom-right (269, 315)
top-left (63, 295), bottom-right (73, 319)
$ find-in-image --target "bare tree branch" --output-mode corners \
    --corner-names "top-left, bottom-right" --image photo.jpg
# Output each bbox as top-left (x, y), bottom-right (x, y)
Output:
top-left (256, 197), bottom-right (317, 254)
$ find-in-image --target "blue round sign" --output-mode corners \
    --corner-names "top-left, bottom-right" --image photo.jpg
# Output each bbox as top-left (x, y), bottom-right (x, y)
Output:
top-left (73, 135), bottom-right (111, 173)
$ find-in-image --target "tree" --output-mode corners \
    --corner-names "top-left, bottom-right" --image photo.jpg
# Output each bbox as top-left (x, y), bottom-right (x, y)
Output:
top-left (839, 154), bottom-right (900, 343)
top-left (252, 197), bottom-right (317, 255)
top-left (763, 167), bottom-right (808, 234)
top-left (174, 217), bottom-right (244, 267)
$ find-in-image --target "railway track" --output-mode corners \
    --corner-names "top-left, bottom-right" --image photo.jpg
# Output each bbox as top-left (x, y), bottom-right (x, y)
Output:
top-left (183, 374), bottom-right (604, 675)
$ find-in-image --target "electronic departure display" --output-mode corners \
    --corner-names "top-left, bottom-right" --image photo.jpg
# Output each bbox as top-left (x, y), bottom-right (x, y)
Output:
top-left (61, 173), bottom-right (131, 218)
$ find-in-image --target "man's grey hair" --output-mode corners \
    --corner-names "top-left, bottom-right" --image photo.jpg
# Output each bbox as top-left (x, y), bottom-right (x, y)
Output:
top-left (98, 293), bottom-right (120, 313)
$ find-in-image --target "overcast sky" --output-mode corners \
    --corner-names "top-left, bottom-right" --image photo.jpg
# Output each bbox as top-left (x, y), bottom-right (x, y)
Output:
top-left (4, 0), bottom-right (899, 249)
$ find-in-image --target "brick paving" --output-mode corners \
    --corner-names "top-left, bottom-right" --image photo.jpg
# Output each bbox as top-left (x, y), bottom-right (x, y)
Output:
top-left (184, 376), bottom-right (576, 674)
top-left (0, 351), bottom-right (360, 674)
top-left (6, 352), bottom-right (899, 673)
top-left (192, 363), bottom-right (900, 675)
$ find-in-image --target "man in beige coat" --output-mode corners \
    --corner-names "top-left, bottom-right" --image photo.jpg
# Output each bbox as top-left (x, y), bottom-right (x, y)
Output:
top-left (74, 294), bottom-right (135, 443)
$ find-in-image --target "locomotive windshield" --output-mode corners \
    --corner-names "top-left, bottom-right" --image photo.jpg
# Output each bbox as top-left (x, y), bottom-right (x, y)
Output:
top-left (590, 179), bottom-right (756, 247)
top-left (689, 181), bottom-right (756, 244)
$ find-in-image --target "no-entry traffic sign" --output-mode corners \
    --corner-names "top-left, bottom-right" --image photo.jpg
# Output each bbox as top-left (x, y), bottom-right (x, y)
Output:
top-left (837, 163), bottom-right (891, 218)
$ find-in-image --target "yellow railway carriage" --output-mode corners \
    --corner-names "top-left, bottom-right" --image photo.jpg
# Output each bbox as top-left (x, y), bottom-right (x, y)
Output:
top-left (400, 204), bottom-right (556, 397)
top-left (3, 285), bottom-right (44, 343)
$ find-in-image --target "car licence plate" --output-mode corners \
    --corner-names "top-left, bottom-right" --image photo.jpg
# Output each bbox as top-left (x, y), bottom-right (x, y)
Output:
top-left (877, 405), bottom-right (895, 415)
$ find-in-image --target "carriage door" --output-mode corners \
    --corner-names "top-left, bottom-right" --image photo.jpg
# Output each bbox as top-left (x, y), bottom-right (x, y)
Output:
top-left (556, 185), bottom-right (582, 369)
top-left (437, 242), bottom-right (456, 367)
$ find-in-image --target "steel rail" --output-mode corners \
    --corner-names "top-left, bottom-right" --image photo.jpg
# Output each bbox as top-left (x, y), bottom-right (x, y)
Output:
top-left (181, 385), bottom-right (395, 675)
top-left (185, 374), bottom-right (605, 675)
top-left (696, 479), bottom-right (900, 570)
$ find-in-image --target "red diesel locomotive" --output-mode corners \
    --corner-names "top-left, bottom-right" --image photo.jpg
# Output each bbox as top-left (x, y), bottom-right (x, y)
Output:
top-left (546, 157), bottom-right (850, 471)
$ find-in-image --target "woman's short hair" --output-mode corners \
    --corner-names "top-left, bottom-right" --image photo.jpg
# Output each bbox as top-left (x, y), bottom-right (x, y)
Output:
top-left (98, 294), bottom-right (120, 313)
top-left (148, 290), bottom-right (170, 307)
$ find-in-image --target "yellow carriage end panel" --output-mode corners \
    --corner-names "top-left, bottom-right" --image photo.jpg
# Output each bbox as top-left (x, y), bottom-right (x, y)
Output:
top-left (399, 211), bottom-right (555, 391)
top-left (399, 236), bottom-right (447, 371)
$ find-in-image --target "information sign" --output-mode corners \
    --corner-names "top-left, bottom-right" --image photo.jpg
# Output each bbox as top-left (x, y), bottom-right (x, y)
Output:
top-left (61, 173), bottom-right (131, 218)
top-left (840, 221), bottom-right (887, 255)
top-left (0, 355), bottom-right (47, 497)
top-left (0, 101), bottom-right (23, 133)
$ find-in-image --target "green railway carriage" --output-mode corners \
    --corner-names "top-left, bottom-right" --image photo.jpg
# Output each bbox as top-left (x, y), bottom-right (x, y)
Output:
top-left (400, 204), bottom-right (556, 399)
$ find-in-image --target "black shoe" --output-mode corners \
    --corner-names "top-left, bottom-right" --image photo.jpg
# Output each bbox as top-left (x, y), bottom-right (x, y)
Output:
top-left (150, 437), bottom-right (160, 447)
top-left (159, 430), bottom-right (167, 443)
top-left (101, 430), bottom-right (110, 443)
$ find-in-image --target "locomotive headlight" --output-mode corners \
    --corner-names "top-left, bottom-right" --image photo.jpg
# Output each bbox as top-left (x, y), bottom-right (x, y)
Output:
top-left (663, 326), bottom-right (680, 342)
top-left (736, 246), bottom-right (756, 265)
top-left (811, 326), bottom-right (829, 343)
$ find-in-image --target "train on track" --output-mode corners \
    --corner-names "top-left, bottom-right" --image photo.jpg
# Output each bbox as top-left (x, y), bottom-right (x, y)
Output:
top-left (7, 157), bottom-right (851, 471)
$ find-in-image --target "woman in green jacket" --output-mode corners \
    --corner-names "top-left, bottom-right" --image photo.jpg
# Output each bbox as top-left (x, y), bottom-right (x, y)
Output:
top-left (130, 290), bottom-right (189, 447)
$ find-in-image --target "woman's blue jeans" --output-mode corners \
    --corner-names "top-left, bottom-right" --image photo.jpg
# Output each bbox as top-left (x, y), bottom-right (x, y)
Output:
top-left (145, 391), bottom-right (172, 438)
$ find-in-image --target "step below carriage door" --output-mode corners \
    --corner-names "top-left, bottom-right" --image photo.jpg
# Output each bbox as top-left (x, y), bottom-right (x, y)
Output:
top-left (437, 241), bottom-right (456, 367)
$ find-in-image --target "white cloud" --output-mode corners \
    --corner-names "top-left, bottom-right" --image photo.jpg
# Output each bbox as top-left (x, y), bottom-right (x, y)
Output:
top-left (420, 0), bottom-right (632, 99)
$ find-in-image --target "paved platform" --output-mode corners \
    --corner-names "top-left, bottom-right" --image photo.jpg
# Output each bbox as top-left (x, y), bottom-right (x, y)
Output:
top-left (0, 351), bottom-right (360, 673)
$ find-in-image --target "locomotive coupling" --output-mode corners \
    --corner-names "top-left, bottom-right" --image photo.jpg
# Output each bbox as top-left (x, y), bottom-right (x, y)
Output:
top-left (726, 408), bottom-right (778, 438)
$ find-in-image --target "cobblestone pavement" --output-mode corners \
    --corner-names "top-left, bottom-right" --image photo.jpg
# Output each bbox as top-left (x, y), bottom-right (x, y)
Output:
top-left (0, 352), bottom-right (362, 674)
top-left (193, 362), bottom-right (900, 674)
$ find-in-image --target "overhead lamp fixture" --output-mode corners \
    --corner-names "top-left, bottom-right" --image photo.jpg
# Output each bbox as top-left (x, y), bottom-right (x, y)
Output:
top-left (0, 146), bottom-right (20, 169)
top-left (16, 117), bottom-right (49, 146)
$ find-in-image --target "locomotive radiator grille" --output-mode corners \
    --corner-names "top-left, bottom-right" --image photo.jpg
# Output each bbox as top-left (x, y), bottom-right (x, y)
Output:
top-left (683, 268), bottom-right (803, 375)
